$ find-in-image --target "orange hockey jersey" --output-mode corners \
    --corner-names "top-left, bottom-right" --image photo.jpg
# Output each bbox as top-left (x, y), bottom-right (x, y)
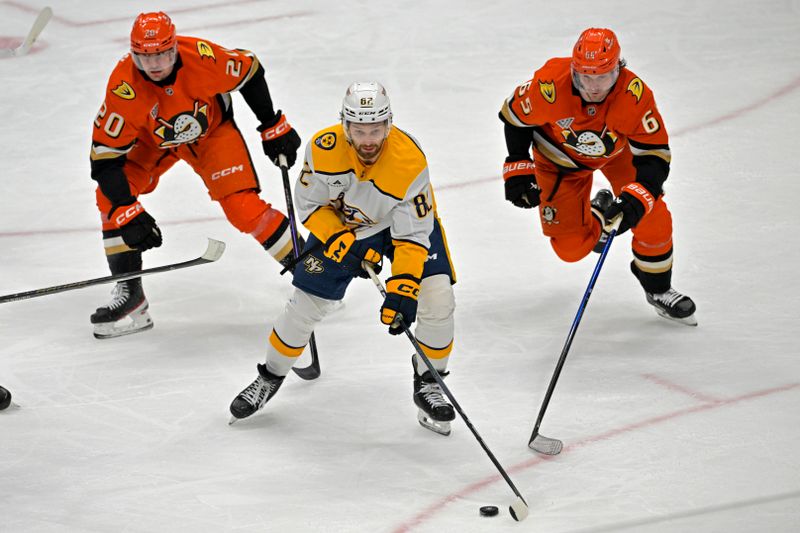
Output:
top-left (91, 36), bottom-right (262, 161)
top-left (500, 57), bottom-right (671, 177)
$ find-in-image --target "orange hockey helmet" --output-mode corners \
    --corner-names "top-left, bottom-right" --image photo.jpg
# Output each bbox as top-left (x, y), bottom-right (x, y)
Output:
top-left (571, 28), bottom-right (620, 75)
top-left (130, 12), bottom-right (176, 54)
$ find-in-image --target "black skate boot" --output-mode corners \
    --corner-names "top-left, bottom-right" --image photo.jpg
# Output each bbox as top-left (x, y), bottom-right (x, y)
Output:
top-left (646, 288), bottom-right (697, 326)
top-left (412, 356), bottom-right (455, 436)
top-left (229, 363), bottom-right (286, 424)
top-left (90, 279), bottom-right (152, 339)
top-left (590, 189), bottom-right (614, 253)
top-left (630, 261), bottom-right (697, 326)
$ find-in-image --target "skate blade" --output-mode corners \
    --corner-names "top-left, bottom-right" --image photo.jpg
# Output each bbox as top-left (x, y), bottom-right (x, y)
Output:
top-left (93, 311), bottom-right (154, 339)
top-left (654, 307), bottom-right (698, 327)
top-left (417, 410), bottom-right (451, 436)
top-left (228, 416), bottom-right (239, 426)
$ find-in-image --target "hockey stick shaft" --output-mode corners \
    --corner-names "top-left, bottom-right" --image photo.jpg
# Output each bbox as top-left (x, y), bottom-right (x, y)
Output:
top-left (364, 262), bottom-right (528, 506)
top-left (528, 218), bottom-right (621, 447)
top-left (278, 154), bottom-right (321, 381)
top-left (0, 7), bottom-right (52, 58)
top-left (0, 238), bottom-right (225, 304)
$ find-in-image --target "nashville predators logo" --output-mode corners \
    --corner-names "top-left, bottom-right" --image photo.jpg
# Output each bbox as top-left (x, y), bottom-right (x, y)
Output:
top-left (153, 100), bottom-right (210, 147)
top-left (315, 132), bottom-right (337, 150)
top-left (111, 81), bottom-right (136, 100)
top-left (626, 77), bottom-right (644, 102)
top-left (196, 41), bottom-right (216, 61)
top-left (304, 255), bottom-right (324, 274)
top-left (538, 80), bottom-right (556, 104)
top-left (333, 193), bottom-right (375, 228)
top-left (561, 126), bottom-right (619, 158)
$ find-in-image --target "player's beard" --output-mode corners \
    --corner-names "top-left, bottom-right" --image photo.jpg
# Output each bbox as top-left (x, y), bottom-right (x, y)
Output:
top-left (354, 139), bottom-right (385, 164)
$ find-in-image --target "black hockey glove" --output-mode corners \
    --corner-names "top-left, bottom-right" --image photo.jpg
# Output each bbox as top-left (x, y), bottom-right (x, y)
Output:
top-left (380, 275), bottom-right (420, 335)
top-left (110, 200), bottom-right (162, 251)
top-left (259, 110), bottom-right (301, 168)
top-left (323, 229), bottom-right (382, 277)
top-left (603, 183), bottom-right (656, 234)
top-left (503, 156), bottom-right (540, 208)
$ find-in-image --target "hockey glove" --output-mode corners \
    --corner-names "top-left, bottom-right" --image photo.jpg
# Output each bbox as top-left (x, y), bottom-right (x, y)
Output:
top-left (259, 110), bottom-right (301, 168)
top-left (503, 156), bottom-right (541, 209)
top-left (110, 200), bottom-right (162, 251)
top-left (603, 183), bottom-right (656, 234)
top-left (380, 275), bottom-right (420, 335)
top-left (323, 229), bottom-right (382, 277)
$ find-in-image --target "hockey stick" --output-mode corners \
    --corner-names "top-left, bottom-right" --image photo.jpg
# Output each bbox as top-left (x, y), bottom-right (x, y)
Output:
top-left (277, 154), bottom-right (321, 381)
top-left (527, 216), bottom-right (621, 455)
top-left (0, 238), bottom-right (225, 304)
top-left (0, 7), bottom-right (53, 58)
top-left (363, 262), bottom-right (529, 522)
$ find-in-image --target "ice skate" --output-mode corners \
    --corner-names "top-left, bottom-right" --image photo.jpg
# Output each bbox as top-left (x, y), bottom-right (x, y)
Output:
top-left (413, 357), bottom-right (455, 436)
top-left (646, 288), bottom-right (697, 326)
top-left (90, 279), bottom-right (152, 339)
top-left (590, 188), bottom-right (614, 253)
top-left (229, 363), bottom-right (286, 424)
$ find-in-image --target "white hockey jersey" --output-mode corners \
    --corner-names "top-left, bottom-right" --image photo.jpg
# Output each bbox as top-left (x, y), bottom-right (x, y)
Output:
top-left (296, 123), bottom-right (434, 279)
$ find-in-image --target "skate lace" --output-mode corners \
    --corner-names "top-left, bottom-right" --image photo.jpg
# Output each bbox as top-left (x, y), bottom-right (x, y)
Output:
top-left (107, 283), bottom-right (131, 311)
top-left (241, 376), bottom-right (273, 406)
top-left (419, 382), bottom-right (449, 408)
top-left (653, 288), bottom-right (684, 307)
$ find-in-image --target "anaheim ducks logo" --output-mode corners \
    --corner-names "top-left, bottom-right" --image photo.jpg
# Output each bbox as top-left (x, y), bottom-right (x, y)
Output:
top-left (315, 132), bottom-right (337, 150)
top-left (153, 100), bottom-right (210, 147)
top-left (626, 77), bottom-right (644, 102)
top-left (333, 193), bottom-right (375, 228)
top-left (541, 205), bottom-right (559, 225)
top-left (196, 41), bottom-right (216, 61)
top-left (561, 126), bottom-right (619, 158)
top-left (538, 80), bottom-right (556, 104)
top-left (111, 81), bottom-right (136, 100)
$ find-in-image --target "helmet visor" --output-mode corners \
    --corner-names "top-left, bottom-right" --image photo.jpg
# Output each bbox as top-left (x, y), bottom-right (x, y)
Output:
top-left (572, 65), bottom-right (619, 101)
top-left (132, 46), bottom-right (177, 72)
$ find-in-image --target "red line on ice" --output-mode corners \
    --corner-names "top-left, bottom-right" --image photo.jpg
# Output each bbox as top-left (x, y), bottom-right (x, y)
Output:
top-left (390, 382), bottom-right (800, 532)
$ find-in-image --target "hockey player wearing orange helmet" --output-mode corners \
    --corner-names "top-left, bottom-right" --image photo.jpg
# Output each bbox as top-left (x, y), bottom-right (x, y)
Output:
top-left (89, 12), bottom-right (303, 338)
top-left (499, 28), bottom-right (696, 325)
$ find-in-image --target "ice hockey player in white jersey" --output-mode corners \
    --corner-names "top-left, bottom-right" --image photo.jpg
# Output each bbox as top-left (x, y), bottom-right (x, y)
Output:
top-left (229, 82), bottom-right (459, 435)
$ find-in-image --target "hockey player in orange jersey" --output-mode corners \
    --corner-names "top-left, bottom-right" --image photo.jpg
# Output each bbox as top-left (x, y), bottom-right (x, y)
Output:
top-left (499, 28), bottom-right (696, 325)
top-left (89, 12), bottom-right (303, 338)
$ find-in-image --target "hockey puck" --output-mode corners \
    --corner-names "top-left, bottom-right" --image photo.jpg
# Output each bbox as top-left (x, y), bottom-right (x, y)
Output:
top-left (0, 386), bottom-right (11, 411)
top-left (479, 505), bottom-right (499, 517)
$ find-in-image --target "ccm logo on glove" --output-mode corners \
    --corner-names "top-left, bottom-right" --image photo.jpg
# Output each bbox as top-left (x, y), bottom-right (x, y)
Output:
top-left (114, 202), bottom-right (144, 226)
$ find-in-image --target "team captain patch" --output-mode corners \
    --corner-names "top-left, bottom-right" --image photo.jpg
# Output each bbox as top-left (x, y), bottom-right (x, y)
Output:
top-left (315, 132), bottom-right (337, 150)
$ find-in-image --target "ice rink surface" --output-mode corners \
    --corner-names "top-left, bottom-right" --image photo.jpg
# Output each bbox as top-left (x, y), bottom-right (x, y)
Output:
top-left (1, 1), bottom-right (799, 531)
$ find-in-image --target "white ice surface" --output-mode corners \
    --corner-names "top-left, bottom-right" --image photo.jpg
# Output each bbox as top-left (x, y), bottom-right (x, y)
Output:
top-left (1, 1), bottom-right (799, 532)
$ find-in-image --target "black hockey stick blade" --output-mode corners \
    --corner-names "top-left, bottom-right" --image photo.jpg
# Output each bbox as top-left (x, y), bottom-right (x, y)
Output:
top-left (292, 348), bottom-right (321, 380)
top-left (0, 238), bottom-right (225, 304)
top-left (528, 432), bottom-right (563, 455)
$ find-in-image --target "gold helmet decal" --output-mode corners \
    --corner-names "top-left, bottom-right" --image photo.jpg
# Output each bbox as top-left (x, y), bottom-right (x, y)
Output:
top-left (196, 41), bottom-right (216, 61)
top-left (626, 78), bottom-right (644, 102)
top-left (111, 81), bottom-right (136, 100)
top-left (538, 80), bottom-right (556, 104)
